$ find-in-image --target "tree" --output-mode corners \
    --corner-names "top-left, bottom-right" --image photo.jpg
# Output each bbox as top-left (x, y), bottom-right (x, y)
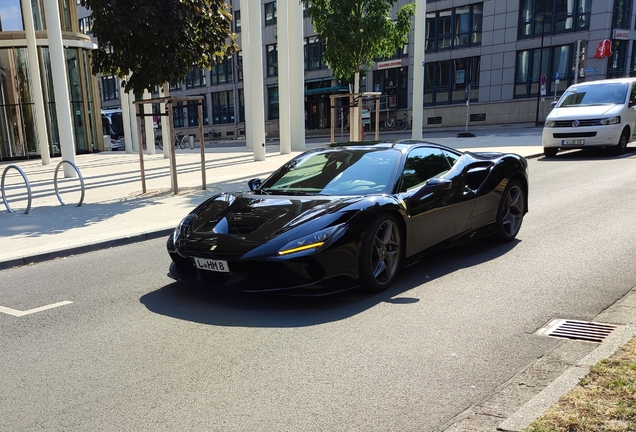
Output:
top-left (303, 0), bottom-right (415, 140)
top-left (82, 0), bottom-right (238, 95)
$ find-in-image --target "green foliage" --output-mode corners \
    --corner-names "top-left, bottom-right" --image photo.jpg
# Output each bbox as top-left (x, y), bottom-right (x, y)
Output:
top-left (82, 0), bottom-right (237, 95)
top-left (302, 0), bottom-right (415, 81)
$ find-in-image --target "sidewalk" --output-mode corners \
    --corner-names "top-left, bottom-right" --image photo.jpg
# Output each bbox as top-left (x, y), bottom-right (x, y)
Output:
top-left (0, 127), bottom-right (544, 270)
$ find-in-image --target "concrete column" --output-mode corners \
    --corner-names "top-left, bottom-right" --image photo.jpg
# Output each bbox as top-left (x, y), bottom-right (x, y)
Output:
top-left (411, 0), bottom-right (426, 140)
top-left (119, 87), bottom-right (133, 153)
top-left (241, 0), bottom-right (266, 161)
top-left (43, 0), bottom-right (76, 177)
top-left (143, 90), bottom-right (155, 155)
top-left (20, 0), bottom-right (50, 165)
top-left (288, 1), bottom-right (305, 150)
top-left (277, 2), bottom-right (292, 154)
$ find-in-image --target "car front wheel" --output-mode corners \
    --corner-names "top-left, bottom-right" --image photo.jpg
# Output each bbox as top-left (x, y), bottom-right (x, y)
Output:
top-left (359, 214), bottom-right (402, 293)
top-left (613, 130), bottom-right (629, 156)
top-left (494, 180), bottom-right (525, 242)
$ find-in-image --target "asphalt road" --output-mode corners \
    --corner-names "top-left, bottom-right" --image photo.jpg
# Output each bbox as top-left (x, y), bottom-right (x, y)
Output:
top-left (1, 148), bottom-right (636, 431)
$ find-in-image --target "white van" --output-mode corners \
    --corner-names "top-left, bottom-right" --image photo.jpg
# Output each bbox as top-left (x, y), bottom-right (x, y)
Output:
top-left (541, 77), bottom-right (636, 157)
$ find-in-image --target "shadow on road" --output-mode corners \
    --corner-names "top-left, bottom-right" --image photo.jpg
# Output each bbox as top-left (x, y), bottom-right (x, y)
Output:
top-left (140, 238), bottom-right (519, 328)
top-left (537, 147), bottom-right (636, 161)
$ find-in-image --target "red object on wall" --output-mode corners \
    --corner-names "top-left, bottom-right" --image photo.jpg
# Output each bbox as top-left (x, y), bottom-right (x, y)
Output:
top-left (594, 39), bottom-right (613, 58)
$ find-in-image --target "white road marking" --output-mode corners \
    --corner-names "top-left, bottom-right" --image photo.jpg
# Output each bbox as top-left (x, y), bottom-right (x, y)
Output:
top-left (0, 301), bottom-right (73, 317)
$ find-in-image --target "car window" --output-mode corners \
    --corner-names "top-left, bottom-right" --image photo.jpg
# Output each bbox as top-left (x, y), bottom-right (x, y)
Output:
top-left (400, 147), bottom-right (452, 192)
top-left (260, 149), bottom-right (400, 195)
top-left (558, 83), bottom-right (628, 107)
top-left (441, 149), bottom-right (460, 167)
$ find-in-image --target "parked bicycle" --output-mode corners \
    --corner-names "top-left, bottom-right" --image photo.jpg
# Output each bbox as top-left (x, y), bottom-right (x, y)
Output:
top-left (380, 117), bottom-right (398, 131)
top-left (210, 128), bottom-right (221, 140)
top-left (395, 113), bottom-right (411, 130)
top-left (155, 132), bottom-right (187, 150)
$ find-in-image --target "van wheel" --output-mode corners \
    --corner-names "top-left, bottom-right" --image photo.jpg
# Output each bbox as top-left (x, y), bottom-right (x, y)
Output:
top-left (543, 147), bottom-right (558, 158)
top-left (613, 130), bottom-right (629, 156)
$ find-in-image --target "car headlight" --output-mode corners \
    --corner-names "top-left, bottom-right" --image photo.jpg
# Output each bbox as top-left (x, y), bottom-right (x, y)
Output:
top-left (544, 120), bottom-right (555, 128)
top-left (278, 225), bottom-right (344, 256)
top-left (599, 116), bottom-right (621, 125)
top-left (173, 214), bottom-right (196, 243)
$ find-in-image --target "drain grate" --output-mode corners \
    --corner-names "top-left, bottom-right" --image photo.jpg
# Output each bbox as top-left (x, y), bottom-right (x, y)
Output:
top-left (537, 319), bottom-right (620, 343)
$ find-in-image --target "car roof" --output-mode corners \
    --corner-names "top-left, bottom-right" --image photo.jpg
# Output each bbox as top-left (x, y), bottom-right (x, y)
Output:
top-left (567, 77), bottom-right (636, 88)
top-left (326, 140), bottom-right (461, 154)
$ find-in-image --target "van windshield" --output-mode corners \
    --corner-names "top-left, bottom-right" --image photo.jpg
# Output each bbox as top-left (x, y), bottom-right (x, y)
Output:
top-left (557, 83), bottom-right (628, 107)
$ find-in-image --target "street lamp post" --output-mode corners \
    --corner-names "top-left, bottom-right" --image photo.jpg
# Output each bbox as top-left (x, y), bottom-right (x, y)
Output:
top-left (534, 6), bottom-right (546, 126)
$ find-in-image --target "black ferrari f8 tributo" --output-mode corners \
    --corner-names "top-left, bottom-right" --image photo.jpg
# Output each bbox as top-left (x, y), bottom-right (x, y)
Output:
top-left (167, 140), bottom-right (528, 295)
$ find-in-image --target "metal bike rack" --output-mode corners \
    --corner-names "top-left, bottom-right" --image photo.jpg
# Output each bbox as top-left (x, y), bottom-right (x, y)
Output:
top-left (54, 160), bottom-right (85, 207)
top-left (1, 165), bottom-right (32, 214)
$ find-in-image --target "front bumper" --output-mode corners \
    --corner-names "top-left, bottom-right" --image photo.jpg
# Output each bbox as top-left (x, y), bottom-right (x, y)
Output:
top-left (542, 126), bottom-right (621, 149)
top-left (167, 235), bottom-right (359, 296)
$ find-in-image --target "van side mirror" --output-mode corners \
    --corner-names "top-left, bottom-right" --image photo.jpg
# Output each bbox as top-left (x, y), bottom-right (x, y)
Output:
top-left (550, 101), bottom-right (558, 108)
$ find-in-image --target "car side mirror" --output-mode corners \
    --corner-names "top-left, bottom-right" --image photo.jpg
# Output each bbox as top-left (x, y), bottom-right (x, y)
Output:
top-left (248, 178), bottom-right (262, 191)
top-left (411, 177), bottom-right (453, 200)
top-left (550, 101), bottom-right (558, 108)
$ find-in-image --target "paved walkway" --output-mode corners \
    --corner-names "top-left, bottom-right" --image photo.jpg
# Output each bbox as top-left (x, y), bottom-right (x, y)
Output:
top-left (0, 125), bottom-right (544, 269)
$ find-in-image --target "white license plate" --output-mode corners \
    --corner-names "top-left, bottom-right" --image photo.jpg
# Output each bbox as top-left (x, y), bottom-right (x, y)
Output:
top-left (194, 257), bottom-right (230, 273)
top-left (561, 139), bottom-right (584, 145)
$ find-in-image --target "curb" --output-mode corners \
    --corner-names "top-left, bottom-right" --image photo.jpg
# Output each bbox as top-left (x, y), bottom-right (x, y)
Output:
top-left (0, 228), bottom-right (173, 271)
top-left (497, 285), bottom-right (636, 431)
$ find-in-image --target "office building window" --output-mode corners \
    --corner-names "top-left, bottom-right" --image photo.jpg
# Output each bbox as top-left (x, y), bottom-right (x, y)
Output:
top-left (424, 57), bottom-right (480, 106)
top-left (234, 10), bottom-right (241, 32)
top-left (101, 76), bottom-right (118, 101)
top-left (515, 44), bottom-right (575, 98)
top-left (79, 17), bottom-right (93, 35)
top-left (518, 0), bottom-right (590, 39)
top-left (211, 59), bottom-right (232, 85)
top-left (268, 86), bottom-right (279, 120)
top-left (187, 96), bottom-right (208, 126)
top-left (304, 37), bottom-right (326, 71)
top-left (266, 44), bottom-right (278, 77)
top-left (173, 102), bottom-right (184, 128)
top-left (1, 0), bottom-right (23, 30)
top-left (372, 67), bottom-right (409, 109)
top-left (426, 4), bottom-right (482, 53)
top-left (186, 66), bottom-right (206, 88)
top-left (608, 40), bottom-right (628, 78)
top-left (212, 91), bottom-right (234, 125)
top-left (265, 2), bottom-right (277, 26)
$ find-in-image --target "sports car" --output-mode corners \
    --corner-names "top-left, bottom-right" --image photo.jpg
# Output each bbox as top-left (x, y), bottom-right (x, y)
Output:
top-left (167, 140), bottom-right (528, 295)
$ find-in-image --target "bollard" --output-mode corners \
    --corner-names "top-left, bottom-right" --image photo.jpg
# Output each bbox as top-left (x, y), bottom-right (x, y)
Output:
top-left (103, 134), bottom-right (111, 150)
top-left (189, 135), bottom-right (194, 149)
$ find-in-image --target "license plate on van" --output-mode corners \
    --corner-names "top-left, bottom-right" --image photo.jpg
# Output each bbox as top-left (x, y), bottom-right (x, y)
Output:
top-left (561, 139), bottom-right (584, 146)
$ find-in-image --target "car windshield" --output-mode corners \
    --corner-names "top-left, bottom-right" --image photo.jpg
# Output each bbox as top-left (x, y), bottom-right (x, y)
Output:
top-left (557, 83), bottom-right (628, 107)
top-left (259, 148), bottom-right (400, 195)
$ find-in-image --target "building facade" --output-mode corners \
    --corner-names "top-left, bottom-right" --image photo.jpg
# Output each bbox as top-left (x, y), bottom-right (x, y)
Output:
top-left (77, 0), bottom-right (636, 140)
top-left (0, 0), bottom-right (102, 161)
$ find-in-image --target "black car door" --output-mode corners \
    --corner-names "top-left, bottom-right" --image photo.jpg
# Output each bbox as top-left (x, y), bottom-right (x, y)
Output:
top-left (400, 147), bottom-right (473, 256)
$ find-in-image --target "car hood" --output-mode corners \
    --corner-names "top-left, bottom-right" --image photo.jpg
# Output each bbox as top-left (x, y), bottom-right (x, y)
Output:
top-left (548, 104), bottom-right (622, 120)
top-left (185, 192), bottom-right (361, 244)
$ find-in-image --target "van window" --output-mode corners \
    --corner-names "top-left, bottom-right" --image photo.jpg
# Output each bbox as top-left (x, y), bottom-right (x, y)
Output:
top-left (558, 83), bottom-right (628, 107)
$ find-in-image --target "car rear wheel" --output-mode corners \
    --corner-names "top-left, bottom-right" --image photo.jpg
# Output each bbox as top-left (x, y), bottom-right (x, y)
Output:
top-left (613, 130), bottom-right (629, 156)
top-left (494, 180), bottom-right (525, 242)
top-left (359, 214), bottom-right (402, 293)
top-left (543, 147), bottom-right (558, 158)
